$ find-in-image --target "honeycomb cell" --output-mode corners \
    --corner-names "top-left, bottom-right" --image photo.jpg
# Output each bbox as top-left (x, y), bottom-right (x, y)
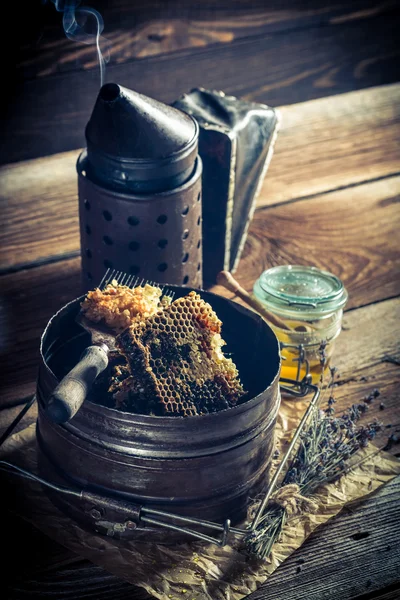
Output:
top-left (116, 291), bottom-right (245, 416)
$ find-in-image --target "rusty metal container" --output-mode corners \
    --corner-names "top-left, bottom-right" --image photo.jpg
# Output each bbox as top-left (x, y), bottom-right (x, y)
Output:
top-left (36, 287), bottom-right (281, 543)
top-left (78, 83), bottom-right (203, 292)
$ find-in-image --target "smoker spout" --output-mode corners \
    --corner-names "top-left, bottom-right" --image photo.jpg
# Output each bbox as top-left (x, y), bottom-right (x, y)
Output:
top-left (84, 83), bottom-right (199, 193)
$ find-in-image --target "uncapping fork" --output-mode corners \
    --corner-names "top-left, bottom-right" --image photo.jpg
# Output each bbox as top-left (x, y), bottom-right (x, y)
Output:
top-left (45, 270), bottom-right (172, 424)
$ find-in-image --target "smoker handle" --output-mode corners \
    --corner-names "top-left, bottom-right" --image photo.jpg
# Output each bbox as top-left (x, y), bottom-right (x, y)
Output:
top-left (45, 345), bottom-right (109, 424)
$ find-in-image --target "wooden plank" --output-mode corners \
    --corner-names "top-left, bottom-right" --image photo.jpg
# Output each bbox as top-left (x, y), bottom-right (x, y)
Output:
top-left (0, 402), bottom-right (37, 440)
top-left (235, 176), bottom-right (400, 310)
top-left (4, 517), bottom-right (151, 600)
top-left (3, 7), bottom-right (400, 163)
top-left (251, 476), bottom-right (400, 599)
top-left (1, 249), bottom-right (399, 421)
top-left (0, 149), bottom-right (81, 271)
top-left (337, 301), bottom-right (400, 377)
top-left (3, 512), bottom-right (153, 599)
top-left (262, 84), bottom-right (400, 206)
top-left (328, 361), bottom-right (400, 453)
top-left (1, 86), bottom-right (399, 273)
top-left (15, 0), bottom-right (396, 78)
top-left (0, 257), bottom-right (82, 404)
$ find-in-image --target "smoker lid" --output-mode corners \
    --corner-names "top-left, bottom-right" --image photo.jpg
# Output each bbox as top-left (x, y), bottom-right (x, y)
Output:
top-left (84, 84), bottom-right (199, 193)
top-left (87, 83), bottom-right (197, 160)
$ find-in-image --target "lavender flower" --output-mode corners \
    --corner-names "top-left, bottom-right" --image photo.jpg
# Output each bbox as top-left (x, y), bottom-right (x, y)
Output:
top-left (245, 377), bottom-right (384, 559)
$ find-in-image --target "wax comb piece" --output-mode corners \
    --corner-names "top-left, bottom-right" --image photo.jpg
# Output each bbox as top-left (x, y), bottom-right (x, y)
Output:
top-left (117, 291), bottom-right (245, 416)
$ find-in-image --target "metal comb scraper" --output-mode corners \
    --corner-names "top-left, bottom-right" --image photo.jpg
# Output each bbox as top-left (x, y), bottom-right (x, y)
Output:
top-left (45, 270), bottom-right (173, 424)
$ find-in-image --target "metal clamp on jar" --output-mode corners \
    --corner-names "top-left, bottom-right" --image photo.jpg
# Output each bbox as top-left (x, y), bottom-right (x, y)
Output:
top-left (253, 265), bottom-right (348, 390)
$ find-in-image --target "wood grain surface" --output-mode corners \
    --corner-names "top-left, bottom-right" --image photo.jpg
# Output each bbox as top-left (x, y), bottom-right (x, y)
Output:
top-left (14, 0), bottom-right (397, 78)
top-left (1, 40), bottom-right (400, 598)
top-left (1, 85), bottom-right (399, 273)
top-left (262, 84), bottom-right (400, 206)
top-left (252, 476), bottom-right (400, 599)
top-left (0, 149), bottom-right (80, 271)
top-left (3, 3), bottom-right (400, 162)
top-left (0, 257), bottom-right (81, 404)
top-left (236, 176), bottom-right (400, 310)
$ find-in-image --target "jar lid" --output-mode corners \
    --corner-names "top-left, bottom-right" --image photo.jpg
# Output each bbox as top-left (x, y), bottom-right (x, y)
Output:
top-left (254, 265), bottom-right (348, 318)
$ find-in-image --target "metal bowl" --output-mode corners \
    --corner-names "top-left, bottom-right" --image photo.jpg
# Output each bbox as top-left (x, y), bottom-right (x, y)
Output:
top-left (36, 286), bottom-right (281, 543)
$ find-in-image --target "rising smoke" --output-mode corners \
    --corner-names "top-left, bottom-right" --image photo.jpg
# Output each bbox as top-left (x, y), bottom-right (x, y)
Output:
top-left (50, 0), bottom-right (108, 86)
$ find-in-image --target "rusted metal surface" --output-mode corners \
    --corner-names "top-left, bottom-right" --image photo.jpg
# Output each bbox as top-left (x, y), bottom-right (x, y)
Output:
top-left (174, 88), bottom-right (279, 285)
top-left (78, 157), bottom-right (203, 291)
top-left (78, 83), bottom-right (203, 292)
top-left (37, 287), bottom-right (281, 542)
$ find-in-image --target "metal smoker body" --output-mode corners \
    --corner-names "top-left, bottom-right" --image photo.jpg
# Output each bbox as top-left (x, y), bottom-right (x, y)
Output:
top-left (78, 83), bottom-right (203, 291)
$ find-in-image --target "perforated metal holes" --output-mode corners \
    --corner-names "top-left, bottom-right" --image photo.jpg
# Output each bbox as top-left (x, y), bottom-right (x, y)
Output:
top-left (79, 172), bottom-right (202, 288)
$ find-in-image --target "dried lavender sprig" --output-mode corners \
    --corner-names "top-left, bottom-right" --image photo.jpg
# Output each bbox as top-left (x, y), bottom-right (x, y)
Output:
top-left (245, 372), bottom-right (383, 558)
top-left (269, 367), bottom-right (336, 498)
top-left (286, 400), bottom-right (382, 487)
top-left (250, 383), bottom-right (321, 531)
top-left (245, 505), bottom-right (286, 559)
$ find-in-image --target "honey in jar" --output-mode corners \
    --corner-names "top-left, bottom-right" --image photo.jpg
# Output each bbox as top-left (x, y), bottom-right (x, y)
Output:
top-left (253, 265), bottom-right (348, 385)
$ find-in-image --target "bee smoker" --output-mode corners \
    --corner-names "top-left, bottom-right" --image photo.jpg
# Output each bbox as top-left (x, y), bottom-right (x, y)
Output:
top-left (77, 83), bottom-right (203, 291)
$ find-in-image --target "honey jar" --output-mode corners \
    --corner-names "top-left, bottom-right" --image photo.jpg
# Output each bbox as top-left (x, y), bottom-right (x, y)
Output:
top-left (253, 265), bottom-right (348, 385)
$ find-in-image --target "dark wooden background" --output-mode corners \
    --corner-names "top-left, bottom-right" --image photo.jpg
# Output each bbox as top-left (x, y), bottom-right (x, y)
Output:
top-left (1, 2), bottom-right (400, 599)
top-left (2, 0), bottom-right (400, 164)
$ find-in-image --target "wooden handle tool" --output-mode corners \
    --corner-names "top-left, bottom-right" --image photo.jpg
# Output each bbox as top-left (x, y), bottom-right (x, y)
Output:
top-left (45, 270), bottom-right (176, 424)
top-left (216, 270), bottom-right (292, 331)
top-left (45, 345), bottom-right (109, 423)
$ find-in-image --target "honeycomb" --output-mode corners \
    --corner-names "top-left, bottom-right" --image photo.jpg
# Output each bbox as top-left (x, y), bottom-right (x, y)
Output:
top-left (116, 291), bottom-right (245, 417)
top-left (81, 281), bottom-right (169, 332)
top-left (90, 351), bottom-right (131, 409)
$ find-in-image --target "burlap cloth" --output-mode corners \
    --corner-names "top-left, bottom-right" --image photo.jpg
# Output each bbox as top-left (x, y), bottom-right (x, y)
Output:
top-left (2, 397), bottom-right (400, 600)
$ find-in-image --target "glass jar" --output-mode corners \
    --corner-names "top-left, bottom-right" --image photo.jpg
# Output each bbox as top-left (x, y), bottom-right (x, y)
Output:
top-left (253, 265), bottom-right (348, 385)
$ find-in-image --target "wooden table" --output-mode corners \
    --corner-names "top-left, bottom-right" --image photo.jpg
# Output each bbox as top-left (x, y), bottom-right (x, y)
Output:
top-left (1, 83), bottom-right (400, 599)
